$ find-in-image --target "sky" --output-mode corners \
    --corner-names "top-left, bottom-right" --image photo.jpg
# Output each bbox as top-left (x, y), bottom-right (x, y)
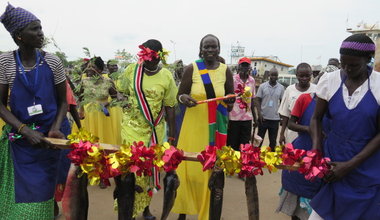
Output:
top-left (0, 0), bottom-right (378, 67)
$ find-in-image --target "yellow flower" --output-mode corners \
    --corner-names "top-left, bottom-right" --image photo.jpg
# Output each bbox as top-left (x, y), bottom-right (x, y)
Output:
top-left (68, 128), bottom-right (99, 144)
top-left (260, 145), bottom-right (283, 172)
top-left (216, 146), bottom-right (241, 176)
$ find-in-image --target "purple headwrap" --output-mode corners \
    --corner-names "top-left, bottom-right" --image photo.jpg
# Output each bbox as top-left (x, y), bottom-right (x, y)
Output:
top-left (0, 3), bottom-right (39, 36)
top-left (340, 34), bottom-right (376, 57)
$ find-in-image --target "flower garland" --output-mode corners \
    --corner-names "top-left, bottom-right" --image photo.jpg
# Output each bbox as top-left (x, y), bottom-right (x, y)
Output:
top-left (197, 143), bottom-right (330, 180)
top-left (234, 84), bottom-right (253, 110)
top-left (67, 130), bottom-right (330, 185)
top-left (68, 130), bottom-right (184, 186)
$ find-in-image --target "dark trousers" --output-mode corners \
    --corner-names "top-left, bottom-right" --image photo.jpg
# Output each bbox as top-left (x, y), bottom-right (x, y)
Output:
top-left (257, 119), bottom-right (280, 148)
top-left (227, 120), bottom-right (252, 151)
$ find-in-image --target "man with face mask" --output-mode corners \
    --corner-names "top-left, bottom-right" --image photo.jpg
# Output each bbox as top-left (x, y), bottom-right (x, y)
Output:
top-left (227, 57), bottom-right (257, 150)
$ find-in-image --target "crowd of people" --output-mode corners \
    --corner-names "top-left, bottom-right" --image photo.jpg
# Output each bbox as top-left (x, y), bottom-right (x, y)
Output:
top-left (0, 3), bottom-right (379, 220)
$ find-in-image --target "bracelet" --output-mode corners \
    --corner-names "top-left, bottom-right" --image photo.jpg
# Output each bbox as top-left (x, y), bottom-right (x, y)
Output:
top-left (17, 124), bottom-right (26, 133)
top-left (168, 137), bottom-right (176, 142)
top-left (178, 94), bottom-right (185, 104)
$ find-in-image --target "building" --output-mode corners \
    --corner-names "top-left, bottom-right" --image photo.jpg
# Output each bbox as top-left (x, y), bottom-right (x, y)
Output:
top-left (249, 56), bottom-right (293, 77)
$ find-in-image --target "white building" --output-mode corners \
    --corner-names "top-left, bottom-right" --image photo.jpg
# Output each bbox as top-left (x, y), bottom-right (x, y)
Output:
top-left (250, 56), bottom-right (293, 77)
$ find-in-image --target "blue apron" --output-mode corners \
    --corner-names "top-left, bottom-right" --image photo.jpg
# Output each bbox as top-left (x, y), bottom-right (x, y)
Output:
top-left (9, 50), bottom-right (69, 203)
top-left (310, 72), bottom-right (380, 220)
top-left (56, 123), bottom-right (71, 185)
top-left (282, 95), bottom-right (322, 199)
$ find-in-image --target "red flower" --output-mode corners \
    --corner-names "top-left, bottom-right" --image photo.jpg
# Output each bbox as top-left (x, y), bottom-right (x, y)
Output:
top-left (129, 141), bottom-right (156, 176)
top-left (239, 144), bottom-right (265, 177)
top-left (197, 145), bottom-right (217, 171)
top-left (137, 45), bottom-right (159, 63)
top-left (298, 150), bottom-right (331, 181)
top-left (162, 146), bottom-right (184, 172)
top-left (148, 190), bottom-right (153, 197)
top-left (67, 141), bottom-right (93, 165)
top-left (281, 143), bottom-right (306, 166)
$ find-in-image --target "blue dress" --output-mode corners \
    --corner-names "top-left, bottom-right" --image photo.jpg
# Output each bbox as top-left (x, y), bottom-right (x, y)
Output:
top-left (282, 95), bottom-right (322, 199)
top-left (9, 51), bottom-right (69, 203)
top-left (310, 73), bottom-right (380, 220)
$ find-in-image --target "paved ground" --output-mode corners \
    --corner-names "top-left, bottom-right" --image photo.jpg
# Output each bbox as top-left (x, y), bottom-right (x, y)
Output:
top-left (58, 136), bottom-right (290, 220)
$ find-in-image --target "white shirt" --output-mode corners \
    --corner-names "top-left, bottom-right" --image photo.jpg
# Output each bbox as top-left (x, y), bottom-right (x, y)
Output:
top-left (317, 70), bottom-right (380, 109)
top-left (278, 83), bottom-right (317, 143)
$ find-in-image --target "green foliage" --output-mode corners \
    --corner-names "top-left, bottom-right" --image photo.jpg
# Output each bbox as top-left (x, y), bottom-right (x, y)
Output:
top-left (83, 47), bottom-right (91, 58)
top-left (54, 51), bottom-right (69, 67)
top-left (115, 49), bottom-right (136, 69)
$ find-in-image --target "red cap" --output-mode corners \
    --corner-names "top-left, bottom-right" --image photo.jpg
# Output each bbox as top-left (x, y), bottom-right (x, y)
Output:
top-left (238, 57), bottom-right (251, 64)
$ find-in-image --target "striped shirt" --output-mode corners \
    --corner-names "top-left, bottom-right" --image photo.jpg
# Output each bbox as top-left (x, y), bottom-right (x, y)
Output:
top-left (0, 50), bottom-right (66, 90)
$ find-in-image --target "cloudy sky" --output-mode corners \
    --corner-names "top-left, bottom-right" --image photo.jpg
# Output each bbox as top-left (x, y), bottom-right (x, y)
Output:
top-left (0, 0), bottom-right (378, 67)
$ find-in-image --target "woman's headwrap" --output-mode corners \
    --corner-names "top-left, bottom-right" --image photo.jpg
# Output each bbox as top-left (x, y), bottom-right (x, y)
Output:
top-left (0, 3), bottom-right (40, 36)
top-left (340, 34), bottom-right (376, 57)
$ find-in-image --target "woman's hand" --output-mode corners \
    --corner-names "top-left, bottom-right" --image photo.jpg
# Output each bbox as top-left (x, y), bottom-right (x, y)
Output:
top-left (324, 161), bottom-right (354, 183)
top-left (21, 127), bottom-right (53, 149)
top-left (48, 129), bottom-right (65, 139)
top-left (179, 94), bottom-right (197, 107)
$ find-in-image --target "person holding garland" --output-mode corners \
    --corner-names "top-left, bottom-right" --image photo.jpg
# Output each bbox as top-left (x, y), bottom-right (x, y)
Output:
top-left (309, 34), bottom-right (380, 220)
top-left (115, 39), bottom-right (177, 220)
top-left (172, 34), bottom-right (234, 220)
top-left (0, 4), bottom-right (70, 219)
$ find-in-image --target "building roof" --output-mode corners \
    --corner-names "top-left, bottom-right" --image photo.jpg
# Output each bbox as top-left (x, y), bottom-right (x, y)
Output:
top-left (249, 57), bottom-right (293, 67)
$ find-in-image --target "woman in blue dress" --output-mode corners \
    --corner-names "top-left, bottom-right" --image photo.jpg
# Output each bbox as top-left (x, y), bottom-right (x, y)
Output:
top-left (309, 34), bottom-right (380, 220)
top-left (0, 4), bottom-right (69, 219)
top-left (278, 92), bottom-right (323, 220)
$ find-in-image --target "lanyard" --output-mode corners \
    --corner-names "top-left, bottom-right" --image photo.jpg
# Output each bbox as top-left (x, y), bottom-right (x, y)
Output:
top-left (15, 50), bottom-right (40, 96)
top-left (267, 82), bottom-right (277, 97)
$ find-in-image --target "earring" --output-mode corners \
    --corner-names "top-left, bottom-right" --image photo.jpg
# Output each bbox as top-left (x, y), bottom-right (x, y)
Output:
top-left (17, 37), bottom-right (22, 40)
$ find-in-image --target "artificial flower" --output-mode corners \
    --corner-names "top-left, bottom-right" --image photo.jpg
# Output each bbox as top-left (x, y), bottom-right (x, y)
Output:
top-left (197, 145), bottom-right (218, 171)
top-left (298, 150), bottom-right (331, 181)
top-left (260, 145), bottom-right (283, 173)
top-left (161, 143), bottom-right (184, 172)
top-left (157, 49), bottom-right (170, 65)
top-left (239, 144), bottom-right (265, 177)
top-left (137, 45), bottom-right (159, 63)
top-left (281, 143), bottom-right (306, 166)
top-left (215, 146), bottom-right (241, 176)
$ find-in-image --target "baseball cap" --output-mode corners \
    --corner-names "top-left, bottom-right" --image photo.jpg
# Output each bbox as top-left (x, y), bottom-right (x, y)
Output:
top-left (238, 57), bottom-right (251, 64)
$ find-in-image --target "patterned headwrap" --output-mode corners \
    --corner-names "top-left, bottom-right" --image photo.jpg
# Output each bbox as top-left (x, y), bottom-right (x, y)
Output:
top-left (321, 65), bottom-right (339, 74)
top-left (340, 34), bottom-right (376, 57)
top-left (0, 3), bottom-right (40, 36)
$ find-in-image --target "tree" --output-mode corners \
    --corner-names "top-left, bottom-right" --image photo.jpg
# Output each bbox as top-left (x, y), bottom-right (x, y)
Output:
top-left (54, 51), bottom-right (69, 67)
top-left (114, 49), bottom-right (136, 69)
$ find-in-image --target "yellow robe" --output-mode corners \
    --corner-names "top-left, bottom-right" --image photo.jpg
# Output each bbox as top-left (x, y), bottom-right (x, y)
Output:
top-left (172, 62), bottom-right (227, 220)
top-left (116, 63), bottom-right (177, 217)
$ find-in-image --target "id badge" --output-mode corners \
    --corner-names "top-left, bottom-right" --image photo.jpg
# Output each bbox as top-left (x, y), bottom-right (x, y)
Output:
top-left (27, 104), bottom-right (43, 116)
top-left (268, 100), bottom-right (274, 107)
